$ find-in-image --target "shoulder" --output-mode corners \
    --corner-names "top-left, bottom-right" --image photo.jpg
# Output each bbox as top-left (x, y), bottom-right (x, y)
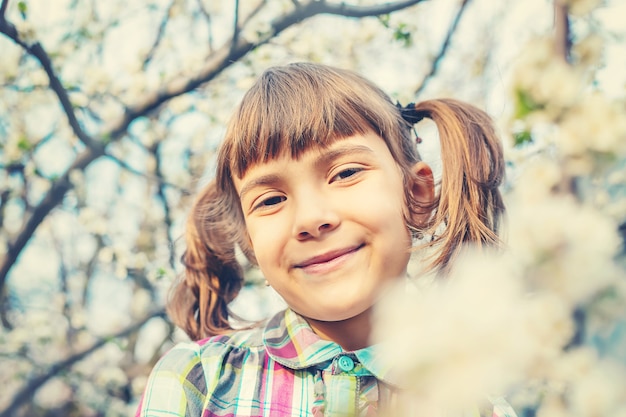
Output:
top-left (155, 324), bottom-right (267, 373)
top-left (137, 325), bottom-right (268, 416)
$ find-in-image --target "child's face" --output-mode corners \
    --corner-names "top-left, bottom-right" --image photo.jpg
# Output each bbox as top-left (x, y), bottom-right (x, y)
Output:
top-left (233, 131), bottom-right (415, 323)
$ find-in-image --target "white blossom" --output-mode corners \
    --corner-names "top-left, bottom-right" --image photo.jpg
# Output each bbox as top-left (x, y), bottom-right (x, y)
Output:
top-left (95, 366), bottom-right (128, 390)
top-left (13, 20), bottom-right (37, 44)
top-left (558, 93), bottom-right (626, 157)
top-left (78, 206), bottom-right (108, 235)
top-left (82, 66), bottom-right (112, 95)
top-left (33, 378), bottom-right (73, 409)
top-left (131, 289), bottom-right (153, 318)
top-left (168, 94), bottom-right (193, 115)
top-left (559, 0), bottom-right (602, 16)
top-left (507, 194), bottom-right (621, 305)
top-left (573, 34), bottom-right (604, 67)
top-left (0, 43), bottom-right (22, 82)
top-left (512, 157), bottom-right (562, 203)
top-left (567, 359), bottom-right (626, 416)
top-left (373, 250), bottom-right (569, 411)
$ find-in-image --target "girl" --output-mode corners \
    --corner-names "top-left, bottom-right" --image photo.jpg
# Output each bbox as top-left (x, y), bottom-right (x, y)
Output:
top-left (136, 63), bottom-right (513, 417)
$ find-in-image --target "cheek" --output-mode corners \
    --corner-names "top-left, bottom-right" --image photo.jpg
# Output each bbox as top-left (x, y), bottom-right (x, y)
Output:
top-left (244, 219), bottom-right (285, 267)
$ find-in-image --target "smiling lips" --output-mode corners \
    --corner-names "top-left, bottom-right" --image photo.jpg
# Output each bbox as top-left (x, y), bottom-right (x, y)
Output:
top-left (294, 244), bottom-right (364, 275)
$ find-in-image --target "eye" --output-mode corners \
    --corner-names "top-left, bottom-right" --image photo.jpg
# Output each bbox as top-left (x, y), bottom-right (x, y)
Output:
top-left (254, 195), bottom-right (286, 210)
top-left (332, 167), bottom-right (363, 181)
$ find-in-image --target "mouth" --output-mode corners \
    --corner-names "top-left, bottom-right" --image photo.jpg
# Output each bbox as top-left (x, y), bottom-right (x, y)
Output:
top-left (294, 244), bottom-right (364, 273)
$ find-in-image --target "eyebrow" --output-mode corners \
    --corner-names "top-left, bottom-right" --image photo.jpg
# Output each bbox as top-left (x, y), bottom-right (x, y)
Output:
top-left (238, 174), bottom-right (283, 200)
top-left (313, 144), bottom-right (375, 171)
top-left (238, 144), bottom-right (376, 199)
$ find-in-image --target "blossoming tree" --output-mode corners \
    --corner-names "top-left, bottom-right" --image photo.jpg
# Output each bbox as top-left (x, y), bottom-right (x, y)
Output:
top-left (0, 0), bottom-right (624, 416)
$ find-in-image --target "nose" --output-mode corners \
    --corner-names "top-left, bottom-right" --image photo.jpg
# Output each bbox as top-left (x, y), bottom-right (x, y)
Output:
top-left (293, 192), bottom-right (340, 240)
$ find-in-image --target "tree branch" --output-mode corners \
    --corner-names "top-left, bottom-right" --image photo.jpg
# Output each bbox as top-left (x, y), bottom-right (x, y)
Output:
top-left (0, 0), bottom-right (424, 298)
top-left (143, 0), bottom-right (175, 70)
top-left (0, 309), bottom-right (166, 417)
top-left (195, 0), bottom-right (214, 52)
top-left (0, 148), bottom-right (103, 296)
top-left (231, 0), bottom-right (241, 52)
top-left (312, 0), bottom-right (427, 18)
top-left (0, 20), bottom-right (103, 152)
top-left (105, 152), bottom-right (190, 194)
top-left (554, 0), bottom-right (571, 62)
top-left (0, 0), bottom-right (9, 20)
top-left (153, 143), bottom-right (178, 269)
top-left (108, 0), bottom-right (427, 140)
top-left (414, 0), bottom-right (470, 96)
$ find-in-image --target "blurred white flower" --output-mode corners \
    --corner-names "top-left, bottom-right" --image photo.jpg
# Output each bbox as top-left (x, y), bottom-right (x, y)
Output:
top-left (573, 34), bottom-right (604, 68)
top-left (129, 251), bottom-right (149, 269)
top-left (98, 246), bottom-right (114, 263)
top-left (71, 90), bottom-right (89, 107)
top-left (131, 288), bottom-right (152, 318)
top-left (0, 43), bottom-right (21, 82)
top-left (508, 194), bottom-right (621, 305)
top-left (373, 249), bottom-right (568, 411)
top-left (68, 168), bottom-right (85, 187)
top-left (567, 357), bottom-right (626, 416)
top-left (559, 0), bottom-right (602, 16)
top-left (607, 169), bottom-right (626, 186)
top-left (33, 378), bottom-right (73, 409)
top-left (83, 66), bottom-right (111, 95)
top-left (512, 38), bottom-right (557, 88)
top-left (168, 94), bottom-right (193, 115)
top-left (513, 157), bottom-right (562, 203)
top-left (533, 61), bottom-right (584, 115)
top-left (14, 19), bottom-right (37, 43)
top-left (132, 375), bottom-right (148, 397)
top-left (29, 68), bottom-right (49, 86)
top-left (95, 366), bottom-right (128, 390)
top-left (535, 395), bottom-right (568, 417)
top-left (558, 93), bottom-right (626, 158)
top-left (115, 262), bottom-right (128, 279)
top-left (91, 100), bottom-right (124, 126)
top-left (78, 206), bottom-right (108, 235)
top-left (241, 18), bottom-right (273, 43)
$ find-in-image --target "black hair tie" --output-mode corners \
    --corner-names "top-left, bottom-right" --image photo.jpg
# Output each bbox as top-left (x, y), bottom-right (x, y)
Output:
top-left (396, 102), bottom-right (427, 144)
top-left (396, 102), bottom-right (428, 125)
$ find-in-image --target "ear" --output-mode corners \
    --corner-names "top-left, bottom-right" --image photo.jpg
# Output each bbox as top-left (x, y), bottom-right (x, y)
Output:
top-left (408, 161), bottom-right (435, 227)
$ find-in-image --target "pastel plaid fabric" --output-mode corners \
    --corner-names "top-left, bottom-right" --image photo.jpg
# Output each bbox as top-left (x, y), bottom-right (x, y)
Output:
top-left (136, 309), bottom-right (517, 417)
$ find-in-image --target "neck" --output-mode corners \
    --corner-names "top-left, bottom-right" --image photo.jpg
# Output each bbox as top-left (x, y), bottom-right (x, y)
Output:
top-left (305, 308), bottom-right (373, 351)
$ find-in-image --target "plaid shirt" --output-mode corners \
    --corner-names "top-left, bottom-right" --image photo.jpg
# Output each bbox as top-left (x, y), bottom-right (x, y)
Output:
top-left (136, 308), bottom-right (517, 417)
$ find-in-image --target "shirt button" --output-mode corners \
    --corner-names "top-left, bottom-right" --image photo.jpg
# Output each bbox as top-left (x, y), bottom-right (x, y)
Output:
top-left (337, 356), bottom-right (355, 372)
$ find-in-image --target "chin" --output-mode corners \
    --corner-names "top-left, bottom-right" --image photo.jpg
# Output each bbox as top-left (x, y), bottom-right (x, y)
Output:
top-left (306, 304), bottom-right (372, 323)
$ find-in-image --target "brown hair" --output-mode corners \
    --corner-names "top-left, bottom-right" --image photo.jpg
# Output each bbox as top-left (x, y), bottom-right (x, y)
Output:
top-left (168, 63), bottom-right (505, 340)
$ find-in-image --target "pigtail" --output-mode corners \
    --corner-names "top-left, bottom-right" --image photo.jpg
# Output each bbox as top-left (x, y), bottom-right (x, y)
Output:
top-left (167, 181), bottom-right (246, 340)
top-left (411, 99), bottom-right (505, 273)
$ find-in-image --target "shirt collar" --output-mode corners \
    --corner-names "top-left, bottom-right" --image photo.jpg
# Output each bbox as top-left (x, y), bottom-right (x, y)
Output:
top-left (263, 308), bottom-right (399, 387)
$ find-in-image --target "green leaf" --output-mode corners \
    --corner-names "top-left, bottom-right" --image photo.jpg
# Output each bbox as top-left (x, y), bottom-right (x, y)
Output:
top-left (17, 136), bottom-right (31, 151)
top-left (18, 1), bottom-right (27, 19)
top-left (378, 14), bottom-right (390, 28)
top-left (394, 24), bottom-right (412, 47)
top-left (513, 130), bottom-right (533, 146)
top-left (156, 267), bottom-right (167, 279)
top-left (514, 88), bottom-right (543, 119)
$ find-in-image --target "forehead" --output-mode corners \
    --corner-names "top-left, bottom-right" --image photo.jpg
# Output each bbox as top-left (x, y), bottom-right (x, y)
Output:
top-left (233, 131), bottom-right (395, 193)
top-left (227, 124), bottom-right (372, 181)
top-left (234, 129), bottom-right (393, 180)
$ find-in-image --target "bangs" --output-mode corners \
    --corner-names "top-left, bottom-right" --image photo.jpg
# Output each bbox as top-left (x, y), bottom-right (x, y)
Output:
top-left (221, 63), bottom-right (403, 179)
